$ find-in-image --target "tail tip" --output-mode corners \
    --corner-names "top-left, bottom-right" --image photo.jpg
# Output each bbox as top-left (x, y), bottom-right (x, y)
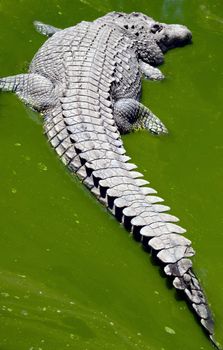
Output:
top-left (210, 335), bottom-right (221, 350)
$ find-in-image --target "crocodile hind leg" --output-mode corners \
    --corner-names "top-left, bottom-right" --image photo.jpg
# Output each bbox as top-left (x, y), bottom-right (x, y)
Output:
top-left (113, 98), bottom-right (168, 135)
top-left (33, 21), bottom-right (61, 37)
top-left (0, 73), bottom-right (58, 112)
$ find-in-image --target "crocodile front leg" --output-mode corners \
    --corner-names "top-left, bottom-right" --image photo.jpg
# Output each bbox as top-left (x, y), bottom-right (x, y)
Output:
top-left (33, 21), bottom-right (61, 37)
top-left (139, 60), bottom-right (165, 81)
top-left (0, 73), bottom-right (58, 112)
top-left (113, 98), bottom-right (168, 135)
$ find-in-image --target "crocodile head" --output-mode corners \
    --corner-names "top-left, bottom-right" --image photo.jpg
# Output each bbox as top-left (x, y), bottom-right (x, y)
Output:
top-left (100, 12), bottom-right (192, 66)
top-left (146, 20), bottom-right (192, 52)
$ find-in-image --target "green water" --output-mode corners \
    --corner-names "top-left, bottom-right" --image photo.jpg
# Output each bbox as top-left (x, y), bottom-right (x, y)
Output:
top-left (0, 1), bottom-right (222, 349)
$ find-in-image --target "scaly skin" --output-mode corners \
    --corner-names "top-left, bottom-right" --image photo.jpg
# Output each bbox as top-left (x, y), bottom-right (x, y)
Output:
top-left (0, 12), bottom-right (219, 348)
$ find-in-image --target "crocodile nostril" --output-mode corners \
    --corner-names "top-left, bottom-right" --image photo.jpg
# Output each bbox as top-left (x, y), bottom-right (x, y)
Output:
top-left (187, 31), bottom-right (192, 41)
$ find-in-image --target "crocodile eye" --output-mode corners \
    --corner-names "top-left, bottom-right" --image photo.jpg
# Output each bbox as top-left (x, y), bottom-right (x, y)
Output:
top-left (151, 23), bottom-right (163, 34)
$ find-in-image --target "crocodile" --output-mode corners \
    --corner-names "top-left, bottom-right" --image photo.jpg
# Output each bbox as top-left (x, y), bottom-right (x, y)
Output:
top-left (0, 11), bottom-right (219, 348)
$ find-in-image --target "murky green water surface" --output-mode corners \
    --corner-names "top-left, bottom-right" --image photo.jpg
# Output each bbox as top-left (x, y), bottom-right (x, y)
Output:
top-left (0, 1), bottom-right (222, 349)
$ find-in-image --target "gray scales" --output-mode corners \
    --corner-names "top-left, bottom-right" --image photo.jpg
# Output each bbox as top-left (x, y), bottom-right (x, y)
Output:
top-left (0, 12), bottom-right (219, 349)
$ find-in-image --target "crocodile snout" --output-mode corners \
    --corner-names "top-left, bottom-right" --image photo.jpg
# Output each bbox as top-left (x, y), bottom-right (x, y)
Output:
top-left (157, 23), bottom-right (192, 52)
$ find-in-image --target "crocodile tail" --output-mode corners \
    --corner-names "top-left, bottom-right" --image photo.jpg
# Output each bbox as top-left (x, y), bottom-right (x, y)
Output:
top-left (180, 270), bottom-right (220, 348)
top-left (42, 76), bottom-right (217, 346)
top-left (92, 165), bottom-right (217, 344)
top-left (173, 270), bottom-right (220, 349)
top-left (77, 151), bottom-right (217, 343)
top-left (169, 265), bottom-right (215, 338)
top-left (123, 192), bottom-right (217, 345)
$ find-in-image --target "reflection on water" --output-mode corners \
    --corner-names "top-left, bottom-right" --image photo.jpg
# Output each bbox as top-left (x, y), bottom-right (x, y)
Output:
top-left (162, 0), bottom-right (185, 21)
top-left (199, 3), bottom-right (223, 30)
